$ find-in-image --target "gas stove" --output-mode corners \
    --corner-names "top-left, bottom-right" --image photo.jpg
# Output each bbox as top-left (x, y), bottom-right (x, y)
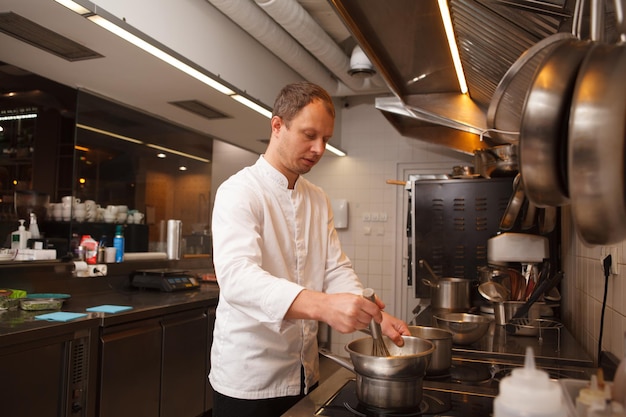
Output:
top-left (315, 378), bottom-right (494, 417)
top-left (283, 314), bottom-right (594, 417)
top-left (308, 358), bottom-right (592, 417)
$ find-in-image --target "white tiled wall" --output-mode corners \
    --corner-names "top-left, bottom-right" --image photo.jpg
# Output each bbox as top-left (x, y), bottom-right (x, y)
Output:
top-left (561, 206), bottom-right (626, 364)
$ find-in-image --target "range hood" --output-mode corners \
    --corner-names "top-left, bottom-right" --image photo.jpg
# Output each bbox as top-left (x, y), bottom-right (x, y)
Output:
top-left (328, 0), bottom-right (585, 155)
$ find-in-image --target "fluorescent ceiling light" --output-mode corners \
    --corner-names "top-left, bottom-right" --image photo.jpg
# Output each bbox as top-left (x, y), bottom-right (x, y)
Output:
top-left (146, 143), bottom-right (210, 163)
top-left (0, 113), bottom-right (37, 121)
top-left (54, 0), bottom-right (90, 15)
top-left (55, 0), bottom-right (273, 118)
top-left (87, 15), bottom-right (235, 96)
top-left (77, 123), bottom-right (144, 144)
top-left (231, 94), bottom-right (272, 119)
top-left (325, 143), bottom-right (346, 157)
top-left (77, 123), bottom-right (210, 163)
top-left (438, 0), bottom-right (468, 94)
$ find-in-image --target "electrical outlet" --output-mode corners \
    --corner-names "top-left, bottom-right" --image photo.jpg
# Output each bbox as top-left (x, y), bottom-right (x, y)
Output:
top-left (363, 212), bottom-right (371, 222)
top-left (77, 264), bottom-right (108, 277)
top-left (600, 246), bottom-right (620, 275)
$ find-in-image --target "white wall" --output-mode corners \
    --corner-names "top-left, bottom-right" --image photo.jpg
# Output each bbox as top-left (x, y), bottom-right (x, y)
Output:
top-left (210, 140), bottom-right (260, 224)
top-left (562, 206), bottom-right (626, 364)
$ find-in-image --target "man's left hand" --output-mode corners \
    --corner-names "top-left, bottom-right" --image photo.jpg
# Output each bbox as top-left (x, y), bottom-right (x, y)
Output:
top-left (380, 312), bottom-right (410, 347)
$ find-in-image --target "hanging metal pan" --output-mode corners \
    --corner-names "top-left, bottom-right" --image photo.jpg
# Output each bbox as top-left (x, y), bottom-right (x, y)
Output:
top-left (568, 41), bottom-right (626, 244)
top-left (519, 38), bottom-right (593, 207)
top-left (568, 0), bottom-right (626, 245)
top-left (499, 174), bottom-right (525, 231)
top-left (486, 32), bottom-right (574, 143)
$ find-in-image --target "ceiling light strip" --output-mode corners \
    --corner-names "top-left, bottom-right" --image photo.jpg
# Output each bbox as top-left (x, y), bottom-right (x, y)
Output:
top-left (86, 15), bottom-right (235, 96)
top-left (438, 0), bottom-right (468, 94)
top-left (54, 0), bottom-right (274, 118)
top-left (325, 143), bottom-right (346, 157)
top-left (56, 0), bottom-right (344, 156)
top-left (0, 113), bottom-right (37, 121)
top-left (231, 95), bottom-right (272, 119)
top-left (77, 123), bottom-right (144, 144)
top-left (146, 144), bottom-right (210, 163)
top-left (77, 123), bottom-right (210, 163)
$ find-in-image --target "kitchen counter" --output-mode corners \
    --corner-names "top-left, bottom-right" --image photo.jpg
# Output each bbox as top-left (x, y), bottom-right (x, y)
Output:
top-left (0, 281), bottom-right (219, 345)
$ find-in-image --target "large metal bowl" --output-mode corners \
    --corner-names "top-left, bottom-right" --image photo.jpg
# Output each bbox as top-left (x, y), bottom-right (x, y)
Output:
top-left (434, 313), bottom-right (492, 345)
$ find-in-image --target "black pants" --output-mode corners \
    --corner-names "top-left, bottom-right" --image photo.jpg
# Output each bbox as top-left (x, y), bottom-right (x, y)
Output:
top-left (212, 390), bottom-right (305, 417)
top-left (212, 367), bottom-right (317, 417)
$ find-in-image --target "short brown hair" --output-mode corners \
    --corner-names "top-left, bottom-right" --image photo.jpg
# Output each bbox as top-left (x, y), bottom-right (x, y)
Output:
top-left (272, 82), bottom-right (335, 125)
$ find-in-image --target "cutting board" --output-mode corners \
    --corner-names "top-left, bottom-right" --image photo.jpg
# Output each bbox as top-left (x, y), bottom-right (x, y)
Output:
top-left (86, 305), bottom-right (133, 314)
top-left (35, 312), bottom-right (88, 322)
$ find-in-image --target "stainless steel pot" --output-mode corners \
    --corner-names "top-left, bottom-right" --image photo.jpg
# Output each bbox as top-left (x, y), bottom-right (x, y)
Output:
top-left (493, 301), bottom-right (542, 326)
top-left (422, 277), bottom-right (472, 312)
top-left (319, 335), bottom-right (434, 410)
top-left (408, 326), bottom-right (452, 375)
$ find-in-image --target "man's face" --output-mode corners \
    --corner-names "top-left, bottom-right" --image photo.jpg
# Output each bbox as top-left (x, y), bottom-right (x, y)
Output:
top-left (269, 99), bottom-right (334, 180)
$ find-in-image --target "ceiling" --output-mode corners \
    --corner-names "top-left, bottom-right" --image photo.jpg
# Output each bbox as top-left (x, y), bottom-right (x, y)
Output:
top-left (0, 0), bottom-right (618, 156)
top-left (0, 0), bottom-right (387, 156)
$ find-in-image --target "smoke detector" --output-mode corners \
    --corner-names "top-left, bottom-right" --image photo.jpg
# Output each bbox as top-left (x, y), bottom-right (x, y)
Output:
top-left (348, 45), bottom-right (376, 78)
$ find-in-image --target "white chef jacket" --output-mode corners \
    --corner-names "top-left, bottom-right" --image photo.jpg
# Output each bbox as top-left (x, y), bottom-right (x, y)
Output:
top-left (209, 156), bottom-right (363, 400)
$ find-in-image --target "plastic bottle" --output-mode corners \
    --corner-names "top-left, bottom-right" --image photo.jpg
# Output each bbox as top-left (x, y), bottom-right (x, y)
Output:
top-left (613, 332), bottom-right (626, 408)
top-left (578, 375), bottom-right (611, 417)
top-left (11, 219), bottom-right (30, 250)
top-left (113, 225), bottom-right (124, 263)
top-left (494, 346), bottom-right (567, 417)
top-left (80, 235), bottom-right (98, 265)
top-left (28, 212), bottom-right (40, 239)
top-left (97, 235), bottom-right (108, 263)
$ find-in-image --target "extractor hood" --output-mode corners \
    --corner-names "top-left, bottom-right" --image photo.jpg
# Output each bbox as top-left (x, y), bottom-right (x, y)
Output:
top-left (328, 0), bottom-right (597, 154)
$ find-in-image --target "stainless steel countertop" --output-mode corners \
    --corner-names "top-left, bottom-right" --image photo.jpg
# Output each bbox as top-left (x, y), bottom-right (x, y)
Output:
top-left (417, 305), bottom-right (594, 369)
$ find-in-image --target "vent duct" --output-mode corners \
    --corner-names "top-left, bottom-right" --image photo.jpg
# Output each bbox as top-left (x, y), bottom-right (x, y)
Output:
top-left (0, 12), bottom-right (102, 61)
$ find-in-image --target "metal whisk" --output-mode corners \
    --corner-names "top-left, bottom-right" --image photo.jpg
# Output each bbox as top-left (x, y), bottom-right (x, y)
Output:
top-left (363, 288), bottom-right (390, 357)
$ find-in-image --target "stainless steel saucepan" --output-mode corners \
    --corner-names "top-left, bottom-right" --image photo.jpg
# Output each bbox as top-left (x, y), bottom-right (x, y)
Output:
top-left (420, 259), bottom-right (472, 312)
top-left (319, 335), bottom-right (434, 411)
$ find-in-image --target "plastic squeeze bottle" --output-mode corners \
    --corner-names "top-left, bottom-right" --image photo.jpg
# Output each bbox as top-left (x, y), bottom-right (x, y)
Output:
top-left (612, 332), bottom-right (626, 408)
top-left (494, 346), bottom-right (567, 417)
top-left (29, 212), bottom-right (40, 239)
